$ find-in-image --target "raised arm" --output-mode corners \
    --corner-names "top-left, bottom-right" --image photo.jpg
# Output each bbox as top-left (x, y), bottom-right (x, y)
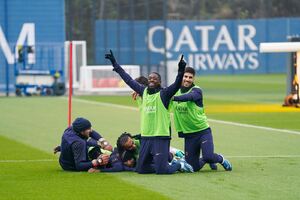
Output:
top-left (105, 50), bottom-right (145, 96)
top-left (160, 55), bottom-right (186, 108)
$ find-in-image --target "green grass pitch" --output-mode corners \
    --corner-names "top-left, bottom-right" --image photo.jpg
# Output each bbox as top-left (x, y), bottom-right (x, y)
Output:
top-left (0, 74), bottom-right (300, 199)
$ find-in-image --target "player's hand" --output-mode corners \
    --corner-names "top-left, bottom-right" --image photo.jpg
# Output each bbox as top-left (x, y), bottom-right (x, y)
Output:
top-left (103, 144), bottom-right (113, 152)
top-left (53, 145), bottom-right (61, 154)
top-left (178, 55), bottom-right (186, 72)
top-left (97, 154), bottom-right (110, 166)
top-left (132, 91), bottom-right (139, 100)
top-left (105, 50), bottom-right (117, 65)
top-left (88, 168), bottom-right (100, 173)
top-left (98, 138), bottom-right (112, 151)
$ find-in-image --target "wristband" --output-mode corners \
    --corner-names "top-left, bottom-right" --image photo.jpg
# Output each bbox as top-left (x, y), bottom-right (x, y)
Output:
top-left (97, 157), bottom-right (103, 165)
top-left (92, 160), bottom-right (99, 167)
top-left (98, 138), bottom-right (109, 148)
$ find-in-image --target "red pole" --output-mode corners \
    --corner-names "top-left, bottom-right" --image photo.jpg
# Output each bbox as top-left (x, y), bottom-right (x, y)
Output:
top-left (68, 41), bottom-right (73, 126)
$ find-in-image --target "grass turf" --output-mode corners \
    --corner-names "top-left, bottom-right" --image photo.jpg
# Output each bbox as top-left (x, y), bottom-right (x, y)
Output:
top-left (0, 135), bottom-right (169, 200)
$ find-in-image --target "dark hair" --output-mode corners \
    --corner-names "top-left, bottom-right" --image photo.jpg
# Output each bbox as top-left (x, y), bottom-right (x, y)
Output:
top-left (116, 132), bottom-right (132, 153)
top-left (149, 72), bottom-right (161, 82)
top-left (135, 76), bottom-right (148, 87)
top-left (184, 67), bottom-right (195, 76)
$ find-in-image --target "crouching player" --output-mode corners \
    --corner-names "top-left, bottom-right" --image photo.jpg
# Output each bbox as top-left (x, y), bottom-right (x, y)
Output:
top-left (57, 117), bottom-right (112, 171)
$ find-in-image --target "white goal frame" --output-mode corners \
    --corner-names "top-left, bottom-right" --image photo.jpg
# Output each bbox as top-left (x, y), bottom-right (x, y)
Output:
top-left (79, 65), bottom-right (140, 93)
top-left (64, 41), bottom-right (87, 89)
top-left (260, 42), bottom-right (300, 98)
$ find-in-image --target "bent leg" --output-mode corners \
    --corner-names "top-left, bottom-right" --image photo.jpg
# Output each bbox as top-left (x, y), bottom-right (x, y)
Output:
top-left (152, 139), bottom-right (180, 174)
top-left (136, 139), bottom-right (155, 174)
top-left (185, 137), bottom-right (201, 171)
top-left (200, 130), bottom-right (222, 164)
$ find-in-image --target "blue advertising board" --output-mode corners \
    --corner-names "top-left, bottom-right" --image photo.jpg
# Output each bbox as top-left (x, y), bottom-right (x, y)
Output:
top-left (95, 18), bottom-right (300, 75)
top-left (0, 0), bottom-right (65, 93)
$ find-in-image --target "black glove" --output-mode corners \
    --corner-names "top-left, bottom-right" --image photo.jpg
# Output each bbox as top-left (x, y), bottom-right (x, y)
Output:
top-left (105, 50), bottom-right (117, 65)
top-left (178, 55), bottom-right (186, 72)
top-left (53, 145), bottom-right (61, 154)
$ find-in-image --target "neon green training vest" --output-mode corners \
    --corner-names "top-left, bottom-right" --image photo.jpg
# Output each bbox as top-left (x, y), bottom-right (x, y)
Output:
top-left (140, 89), bottom-right (170, 137)
top-left (173, 86), bottom-right (209, 134)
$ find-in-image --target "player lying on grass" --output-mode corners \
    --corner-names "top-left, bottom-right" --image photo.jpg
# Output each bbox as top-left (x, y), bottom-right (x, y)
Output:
top-left (116, 132), bottom-right (193, 173)
top-left (87, 132), bottom-right (188, 173)
top-left (56, 142), bottom-right (137, 173)
top-left (171, 67), bottom-right (232, 171)
top-left (57, 117), bottom-right (113, 171)
top-left (87, 146), bottom-right (136, 173)
top-left (55, 122), bottom-right (138, 173)
top-left (106, 50), bottom-right (193, 174)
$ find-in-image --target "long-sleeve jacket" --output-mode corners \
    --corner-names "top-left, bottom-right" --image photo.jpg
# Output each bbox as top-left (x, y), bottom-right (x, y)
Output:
top-left (99, 149), bottom-right (135, 172)
top-left (59, 127), bottom-right (103, 171)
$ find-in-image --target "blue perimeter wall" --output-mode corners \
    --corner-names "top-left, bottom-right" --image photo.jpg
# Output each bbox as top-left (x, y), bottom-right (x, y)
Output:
top-left (95, 18), bottom-right (300, 75)
top-left (0, 0), bottom-right (65, 92)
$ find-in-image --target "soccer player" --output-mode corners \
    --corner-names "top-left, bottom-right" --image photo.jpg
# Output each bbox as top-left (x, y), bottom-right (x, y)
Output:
top-left (131, 76), bottom-right (148, 103)
top-left (105, 50), bottom-right (193, 174)
top-left (171, 67), bottom-right (232, 172)
top-left (130, 78), bottom-right (185, 160)
top-left (87, 146), bottom-right (136, 173)
top-left (58, 117), bottom-right (112, 171)
top-left (116, 132), bottom-right (185, 163)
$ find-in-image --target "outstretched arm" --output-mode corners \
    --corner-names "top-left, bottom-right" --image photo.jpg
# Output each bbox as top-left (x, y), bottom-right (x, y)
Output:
top-left (89, 130), bottom-right (102, 140)
top-left (99, 161), bottom-right (124, 172)
top-left (173, 88), bottom-right (203, 107)
top-left (89, 130), bottom-right (113, 151)
top-left (173, 88), bottom-right (202, 102)
top-left (105, 50), bottom-right (145, 96)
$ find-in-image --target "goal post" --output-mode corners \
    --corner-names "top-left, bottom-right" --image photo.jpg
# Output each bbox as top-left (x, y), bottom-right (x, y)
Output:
top-left (79, 65), bottom-right (140, 93)
top-left (64, 41), bottom-right (87, 89)
top-left (260, 42), bottom-right (300, 106)
top-left (260, 42), bottom-right (300, 53)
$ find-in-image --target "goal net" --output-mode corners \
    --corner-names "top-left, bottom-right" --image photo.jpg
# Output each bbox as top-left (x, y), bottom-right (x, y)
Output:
top-left (79, 65), bottom-right (140, 93)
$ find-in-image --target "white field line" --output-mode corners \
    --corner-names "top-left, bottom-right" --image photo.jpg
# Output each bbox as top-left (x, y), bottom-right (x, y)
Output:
top-left (68, 97), bottom-right (138, 111)
top-left (1, 155), bottom-right (300, 163)
top-left (66, 98), bottom-right (300, 136)
top-left (227, 155), bottom-right (300, 158)
top-left (208, 119), bottom-right (300, 135)
top-left (0, 159), bottom-right (56, 163)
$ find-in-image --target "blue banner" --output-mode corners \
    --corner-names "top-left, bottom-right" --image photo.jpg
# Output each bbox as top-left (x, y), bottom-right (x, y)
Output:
top-left (95, 18), bottom-right (300, 75)
top-left (0, 0), bottom-right (65, 93)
